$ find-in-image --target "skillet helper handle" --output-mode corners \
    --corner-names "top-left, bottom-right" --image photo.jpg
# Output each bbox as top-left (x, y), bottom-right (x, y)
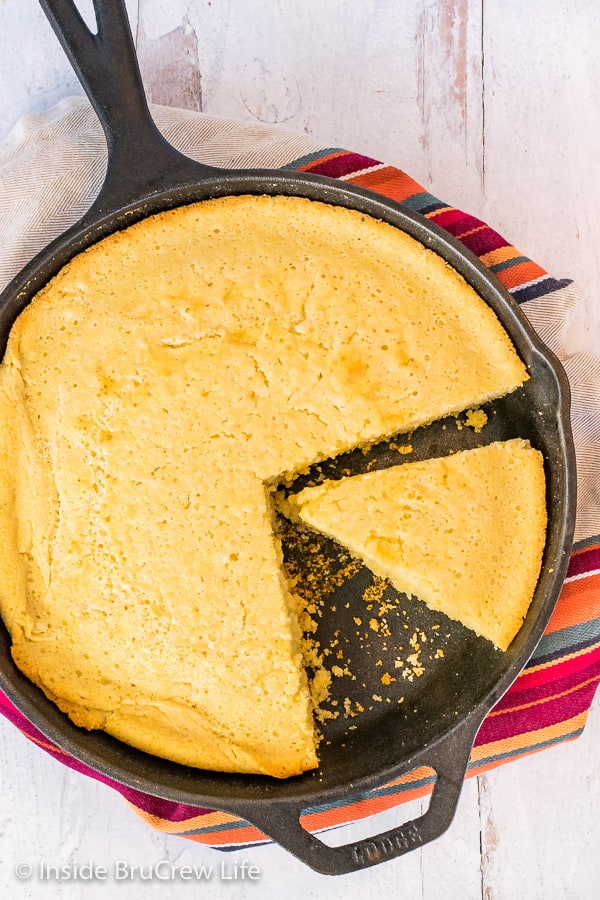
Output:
top-left (245, 716), bottom-right (481, 876)
top-left (39, 0), bottom-right (217, 212)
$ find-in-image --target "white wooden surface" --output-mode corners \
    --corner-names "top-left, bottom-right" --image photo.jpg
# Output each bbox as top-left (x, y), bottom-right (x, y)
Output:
top-left (1, 2), bottom-right (599, 897)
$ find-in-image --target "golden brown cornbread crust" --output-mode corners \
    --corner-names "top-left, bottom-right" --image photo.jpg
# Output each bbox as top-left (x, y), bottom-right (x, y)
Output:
top-left (288, 439), bottom-right (547, 651)
top-left (0, 194), bottom-right (529, 776)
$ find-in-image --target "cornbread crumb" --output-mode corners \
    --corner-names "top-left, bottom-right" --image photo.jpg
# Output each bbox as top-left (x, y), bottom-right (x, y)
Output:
top-left (465, 408), bottom-right (488, 432)
top-left (343, 698), bottom-right (364, 718)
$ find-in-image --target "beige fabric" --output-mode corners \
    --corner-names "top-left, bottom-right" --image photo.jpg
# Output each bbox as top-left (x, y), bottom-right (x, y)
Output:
top-left (0, 96), bottom-right (598, 543)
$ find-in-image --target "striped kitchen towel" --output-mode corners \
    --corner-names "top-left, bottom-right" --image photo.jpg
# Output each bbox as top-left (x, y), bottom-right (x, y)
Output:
top-left (0, 99), bottom-right (598, 849)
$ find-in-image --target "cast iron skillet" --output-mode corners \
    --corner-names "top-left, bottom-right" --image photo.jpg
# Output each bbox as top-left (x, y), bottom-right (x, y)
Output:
top-left (0, 0), bottom-right (576, 875)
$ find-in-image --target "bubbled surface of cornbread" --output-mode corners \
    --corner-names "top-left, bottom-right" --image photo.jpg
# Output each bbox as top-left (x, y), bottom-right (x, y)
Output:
top-left (0, 195), bottom-right (529, 776)
top-left (288, 439), bottom-right (547, 651)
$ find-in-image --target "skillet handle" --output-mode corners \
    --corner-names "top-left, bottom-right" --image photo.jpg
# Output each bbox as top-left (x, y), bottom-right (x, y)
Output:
top-left (243, 715), bottom-right (481, 876)
top-left (39, 0), bottom-right (218, 214)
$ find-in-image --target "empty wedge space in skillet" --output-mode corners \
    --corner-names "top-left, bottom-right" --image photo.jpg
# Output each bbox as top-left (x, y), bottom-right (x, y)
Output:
top-left (283, 439), bottom-right (547, 651)
top-left (0, 194), bottom-right (529, 777)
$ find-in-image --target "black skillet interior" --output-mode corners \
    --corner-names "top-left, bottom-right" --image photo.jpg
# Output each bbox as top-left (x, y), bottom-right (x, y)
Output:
top-left (0, 0), bottom-right (577, 876)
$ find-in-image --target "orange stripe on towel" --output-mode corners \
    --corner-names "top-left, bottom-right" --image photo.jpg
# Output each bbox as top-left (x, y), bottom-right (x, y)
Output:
top-left (495, 260), bottom-right (547, 290)
top-left (545, 575), bottom-right (600, 635)
top-left (347, 166), bottom-right (425, 203)
top-left (479, 245), bottom-right (523, 267)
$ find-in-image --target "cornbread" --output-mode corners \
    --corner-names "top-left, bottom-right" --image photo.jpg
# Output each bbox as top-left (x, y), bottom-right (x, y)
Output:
top-left (287, 439), bottom-right (547, 650)
top-left (0, 194), bottom-right (529, 775)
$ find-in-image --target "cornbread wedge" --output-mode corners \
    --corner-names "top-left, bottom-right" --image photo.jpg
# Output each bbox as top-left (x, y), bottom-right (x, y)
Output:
top-left (0, 195), bottom-right (529, 775)
top-left (286, 440), bottom-right (547, 650)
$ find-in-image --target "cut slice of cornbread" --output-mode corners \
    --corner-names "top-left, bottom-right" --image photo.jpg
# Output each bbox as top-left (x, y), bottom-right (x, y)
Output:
top-left (0, 195), bottom-right (529, 776)
top-left (287, 440), bottom-right (547, 650)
